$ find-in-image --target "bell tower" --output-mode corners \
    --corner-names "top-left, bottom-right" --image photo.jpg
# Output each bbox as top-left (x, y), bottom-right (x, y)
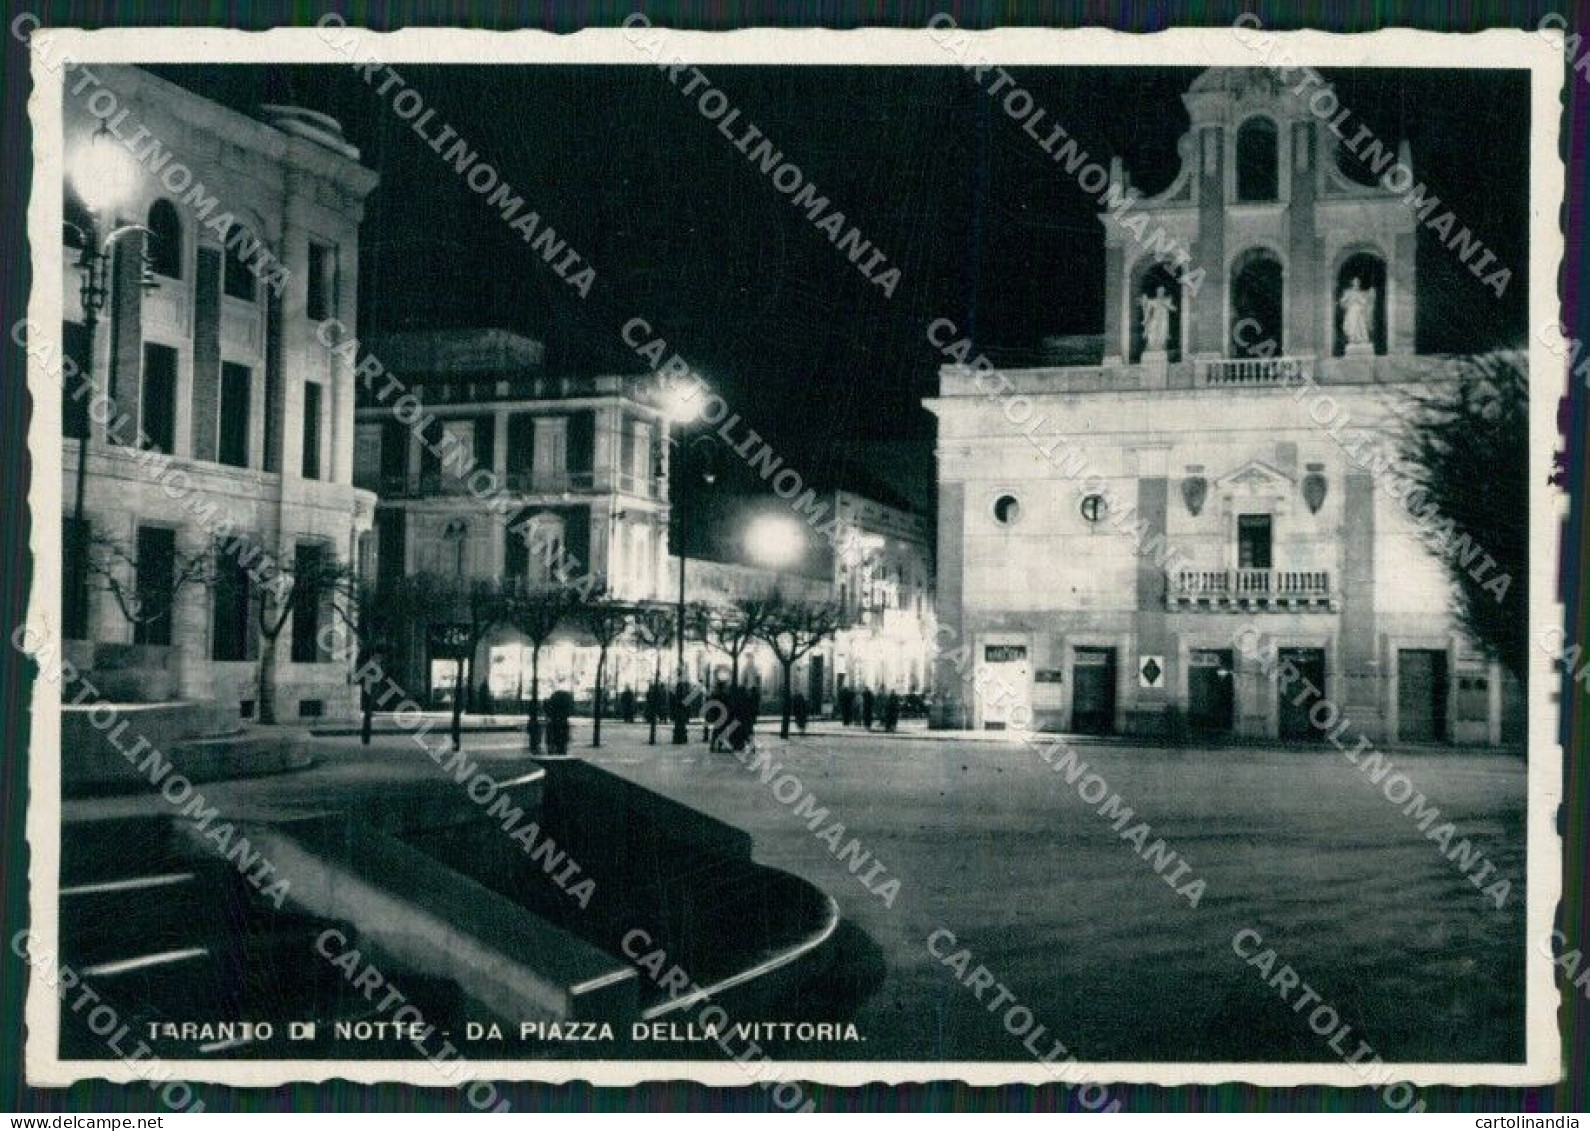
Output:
top-left (1099, 67), bottom-right (1418, 369)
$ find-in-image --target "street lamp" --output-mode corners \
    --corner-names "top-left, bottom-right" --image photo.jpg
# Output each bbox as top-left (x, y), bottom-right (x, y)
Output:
top-left (670, 435), bottom-right (719, 744)
top-left (655, 377), bottom-right (713, 745)
top-left (659, 376), bottom-right (706, 426)
top-left (64, 122), bottom-right (151, 639)
top-left (746, 513), bottom-right (804, 570)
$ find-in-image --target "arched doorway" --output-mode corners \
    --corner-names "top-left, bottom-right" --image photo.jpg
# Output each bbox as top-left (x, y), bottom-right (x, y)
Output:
top-left (1131, 262), bottom-right (1183, 363)
top-left (1230, 248), bottom-right (1284, 358)
top-left (1334, 251), bottom-right (1388, 356)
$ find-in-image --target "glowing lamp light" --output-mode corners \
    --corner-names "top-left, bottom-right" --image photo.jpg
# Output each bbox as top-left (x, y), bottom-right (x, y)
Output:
top-left (659, 377), bottom-right (708, 425)
top-left (69, 124), bottom-right (140, 216)
top-left (746, 514), bottom-right (804, 569)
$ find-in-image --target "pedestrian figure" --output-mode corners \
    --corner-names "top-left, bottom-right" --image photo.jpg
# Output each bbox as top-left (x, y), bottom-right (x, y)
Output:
top-left (709, 680), bottom-right (731, 750)
top-left (793, 692), bottom-right (810, 735)
top-left (838, 685), bottom-right (855, 726)
top-left (620, 687), bottom-right (637, 724)
top-left (732, 683), bottom-right (757, 752)
top-left (546, 689), bottom-right (574, 755)
top-left (526, 696), bottom-right (543, 755)
top-left (861, 687), bottom-right (876, 731)
top-left (671, 680), bottom-right (691, 742)
top-left (883, 691), bottom-right (900, 733)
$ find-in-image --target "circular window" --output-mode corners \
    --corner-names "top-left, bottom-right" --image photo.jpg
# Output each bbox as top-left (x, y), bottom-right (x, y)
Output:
top-left (1080, 494), bottom-right (1106, 523)
top-left (992, 494), bottom-right (1021, 526)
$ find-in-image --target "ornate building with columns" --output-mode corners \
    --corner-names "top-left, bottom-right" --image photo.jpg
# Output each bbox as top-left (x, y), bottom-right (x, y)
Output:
top-left (926, 67), bottom-right (1522, 745)
top-left (62, 67), bottom-right (379, 719)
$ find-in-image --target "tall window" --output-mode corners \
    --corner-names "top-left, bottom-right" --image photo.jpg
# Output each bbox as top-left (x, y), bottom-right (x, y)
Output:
top-left (441, 518), bottom-right (469, 577)
top-left (532, 417), bottom-right (567, 489)
top-left (219, 362), bottom-right (251, 468)
top-left (146, 200), bottom-right (183, 279)
top-left (621, 418), bottom-right (654, 493)
top-left (223, 228), bottom-right (259, 301)
top-left (1236, 117), bottom-right (1279, 202)
top-left (439, 419), bottom-right (477, 490)
top-left (376, 509), bottom-right (406, 586)
top-left (133, 525), bottom-right (176, 646)
top-left (507, 412), bottom-right (535, 485)
top-left (1237, 514), bottom-right (1273, 570)
top-left (506, 511), bottom-right (564, 584)
top-left (62, 321), bottom-right (90, 439)
top-left (418, 416), bottom-right (446, 488)
top-left (290, 543), bottom-right (329, 663)
top-left (301, 381), bottom-right (323, 480)
top-left (63, 515), bottom-right (90, 640)
top-left (211, 546), bottom-right (253, 661)
top-left (473, 416), bottom-right (495, 480)
top-left (380, 419), bottom-right (408, 489)
top-left (307, 241), bottom-right (336, 321)
top-left (141, 343), bottom-right (178, 454)
top-left (353, 423), bottom-right (382, 490)
top-left (567, 411), bottom-right (595, 483)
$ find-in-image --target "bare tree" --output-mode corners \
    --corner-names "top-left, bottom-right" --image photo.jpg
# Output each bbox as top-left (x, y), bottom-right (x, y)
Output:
top-left (252, 548), bottom-right (352, 725)
top-left (330, 572), bottom-right (446, 746)
top-left (506, 581), bottom-right (569, 754)
top-left (436, 578), bottom-right (513, 750)
top-left (1397, 351), bottom-right (1528, 680)
top-left (85, 531), bottom-right (213, 644)
top-left (581, 591), bottom-right (632, 749)
top-left (704, 599), bottom-right (769, 688)
top-left (752, 592), bottom-right (843, 739)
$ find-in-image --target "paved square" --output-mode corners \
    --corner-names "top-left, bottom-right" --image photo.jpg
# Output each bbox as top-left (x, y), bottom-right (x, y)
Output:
top-left (556, 726), bottom-right (1526, 1064)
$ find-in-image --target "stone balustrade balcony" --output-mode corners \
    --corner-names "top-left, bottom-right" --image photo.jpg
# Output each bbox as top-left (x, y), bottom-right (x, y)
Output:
top-left (1169, 567), bottom-right (1334, 611)
top-left (935, 349), bottom-right (1449, 399)
top-left (504, 469), bottom-right (598, 494)
top-left (1194, 355), bottom-right (1316, 387)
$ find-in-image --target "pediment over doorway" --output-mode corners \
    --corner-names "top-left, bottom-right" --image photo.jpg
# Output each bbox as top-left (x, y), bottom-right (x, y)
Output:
top-left (1215, 459), bottom-right (1294, 494)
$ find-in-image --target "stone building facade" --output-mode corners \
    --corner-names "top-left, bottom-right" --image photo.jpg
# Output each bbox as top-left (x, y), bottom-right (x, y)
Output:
top-left (829, 489), bottom-right (936, 701)
top-left (355, 329), bottom-right (675, 703)
top-left (927, 67), bottom-right (1521, 745)
top-left (356, 333), bottom-right (937, 712)
top-left (688, 484), bottom-right (937, 710)
top-left (62, 67), bottom-right (379, 720)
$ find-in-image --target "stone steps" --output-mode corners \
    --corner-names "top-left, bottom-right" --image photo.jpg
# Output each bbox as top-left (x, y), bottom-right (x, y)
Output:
top-left (56, 821), bottom-right (383, 1059)
top-left (55, 762), bottom-right (846, 1059)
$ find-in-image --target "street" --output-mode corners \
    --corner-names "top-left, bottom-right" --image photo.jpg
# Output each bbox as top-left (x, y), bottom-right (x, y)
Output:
top-left (318, 722), bottom-right (1528, 1065)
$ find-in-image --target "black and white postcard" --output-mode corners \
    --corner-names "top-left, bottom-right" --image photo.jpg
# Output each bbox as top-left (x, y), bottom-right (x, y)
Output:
top-left (17, 22), bottom-right (1569, 1103)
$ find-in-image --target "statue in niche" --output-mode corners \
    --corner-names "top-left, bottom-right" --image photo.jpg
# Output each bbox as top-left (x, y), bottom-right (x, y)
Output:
top-left (1339, 276), bottom-right (1376, 348)
top-left (1138, 286), bottom-right (1177, 353)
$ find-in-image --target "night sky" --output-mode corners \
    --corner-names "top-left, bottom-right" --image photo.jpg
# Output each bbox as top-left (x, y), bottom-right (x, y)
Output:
top-left (149, 63), bottom-right (1532, 513)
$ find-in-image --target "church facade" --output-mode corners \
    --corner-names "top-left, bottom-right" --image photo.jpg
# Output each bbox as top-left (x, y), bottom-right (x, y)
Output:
top-left (926, 67), bottom-right (1522, 746)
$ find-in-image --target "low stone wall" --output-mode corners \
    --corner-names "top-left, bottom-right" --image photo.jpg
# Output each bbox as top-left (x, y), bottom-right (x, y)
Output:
top-left (84, 643), bottom-right (180, 702)
top-left (60, 700), bottom-right (315, 795)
